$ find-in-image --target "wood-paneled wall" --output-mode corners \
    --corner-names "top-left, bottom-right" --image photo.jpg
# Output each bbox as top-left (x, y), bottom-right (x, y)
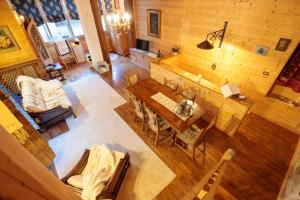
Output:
top-left (134, 0), bottom-right (186, 54)
top-left (134, 0), bottom-right (300, 134)
top-left (0, 0), bottom-right (37, 68)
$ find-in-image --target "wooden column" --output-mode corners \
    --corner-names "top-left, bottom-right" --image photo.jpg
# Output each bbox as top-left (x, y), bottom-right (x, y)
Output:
top-left (0, 126), bottom-right (81, 200)
top-left (124, 0), bottom-right (136, 48)
top-left (90, 0), bottom-right (112, 67)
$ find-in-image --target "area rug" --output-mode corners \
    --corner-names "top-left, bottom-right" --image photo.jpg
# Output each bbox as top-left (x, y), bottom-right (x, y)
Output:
top-left (49, 74), bottom-right (175, 200)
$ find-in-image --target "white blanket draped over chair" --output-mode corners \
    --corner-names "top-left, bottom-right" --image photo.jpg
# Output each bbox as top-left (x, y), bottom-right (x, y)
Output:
top-left (67, 145), bottom-right (125, 200)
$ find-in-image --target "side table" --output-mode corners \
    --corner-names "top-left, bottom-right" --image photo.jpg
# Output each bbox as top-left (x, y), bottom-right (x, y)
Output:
top-left (45, 63), bottom-right (65, 81)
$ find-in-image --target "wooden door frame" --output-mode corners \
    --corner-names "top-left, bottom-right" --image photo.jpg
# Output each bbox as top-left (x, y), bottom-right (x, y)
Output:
top-left (90, 0), bottom-right (112, 68)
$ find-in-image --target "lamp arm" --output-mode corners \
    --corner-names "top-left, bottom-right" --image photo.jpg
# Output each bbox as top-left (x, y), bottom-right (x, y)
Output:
top-left (206, 21), bottom-right (228, 48)
top-left (218, 21), bottom-right (228, 48)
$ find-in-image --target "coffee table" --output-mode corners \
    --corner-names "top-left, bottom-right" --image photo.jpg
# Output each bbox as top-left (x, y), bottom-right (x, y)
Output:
top-left (45, 63), bottom-right (65, 81)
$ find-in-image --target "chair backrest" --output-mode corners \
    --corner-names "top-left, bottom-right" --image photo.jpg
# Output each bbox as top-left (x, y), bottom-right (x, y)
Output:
top-left (164, 78), bottom-right (178, 91)
top-left (132, 97), bottom-right (143, 115)
top-left (180, 87), bottom-right (197, 103)
top-left (54, 40), bottom-right (72, 57)
top-left (127, 72), bottom-right (140, 86)
top-left (143, 104), bottom-right (160, 132)
top-left (195, 117), bottom-right (217, 146)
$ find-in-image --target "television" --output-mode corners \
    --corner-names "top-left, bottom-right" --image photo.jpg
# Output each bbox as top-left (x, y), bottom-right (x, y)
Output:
top-left (136, 39), bottom-right (149, 51)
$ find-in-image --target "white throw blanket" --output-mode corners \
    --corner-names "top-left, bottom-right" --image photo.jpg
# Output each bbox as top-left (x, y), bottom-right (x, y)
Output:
top-left (67, 145), bottom-right (120, 200)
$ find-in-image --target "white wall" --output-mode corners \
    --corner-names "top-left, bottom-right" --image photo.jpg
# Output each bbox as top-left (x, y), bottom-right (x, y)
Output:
top-left (74, 0), bottom-right (103, 65)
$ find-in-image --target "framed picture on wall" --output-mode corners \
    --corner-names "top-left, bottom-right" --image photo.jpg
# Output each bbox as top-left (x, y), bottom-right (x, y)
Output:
top-left (147, 9), bottom-right (161, 38)
top-left (0, 25), bottom-right (20, 53)
top-left (275, 38), bottom-right (291, 52)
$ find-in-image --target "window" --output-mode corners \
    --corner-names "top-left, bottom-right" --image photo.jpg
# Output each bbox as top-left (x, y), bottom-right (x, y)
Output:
top-left (69, 19), bottom-right (84, 36)
top-left (47, 20), bottom-right (73, 41)
top-left (37, 24), bottom-right (52, 43)
top-left (11, 0), bottom-right (85, 42)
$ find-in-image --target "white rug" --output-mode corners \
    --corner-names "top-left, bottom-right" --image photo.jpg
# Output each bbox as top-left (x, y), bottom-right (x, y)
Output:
top-left (49, 74), bottom-right (175, 200)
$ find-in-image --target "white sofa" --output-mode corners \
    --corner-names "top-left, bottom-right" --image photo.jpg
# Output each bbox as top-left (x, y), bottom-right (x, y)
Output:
top-left (17, 75), bottom-right (72, 113)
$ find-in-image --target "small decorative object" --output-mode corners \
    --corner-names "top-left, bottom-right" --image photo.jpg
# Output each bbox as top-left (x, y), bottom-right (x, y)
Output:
top-left (157, 50), bottom-right (161, 58)
top-left (238, 95), bottom-right (246, 100)
top-left (197, 74), bottom-right (202, 83)
top-left (71, 38), bottom-right (80, 47)
top-left (220, 83), bottom-right (240, 98)
top-left (0, 25), bottom-right (20, 53)
top-left (255, 45), bottom-right (269, 56)
top-left (197, 21), bottom-right (228, 50)
top-left (171, 45), bottom-right (180, 55)
top-left (175, 100), bottom-right (194, 117)
top-left (275, 38), bottom-right (291, 52)
top-left (147, 9), bottom-right (161, 38)
top-left (94, 61), bottom-right (110, 73)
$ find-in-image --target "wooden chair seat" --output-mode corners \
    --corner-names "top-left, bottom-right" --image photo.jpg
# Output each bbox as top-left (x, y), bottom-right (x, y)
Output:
top-left (177, 125), bottom-right (201, 144)
top-left (175, 117), bottom-right (217, 161)
top-left (61, 150), bottom-right (130, 200)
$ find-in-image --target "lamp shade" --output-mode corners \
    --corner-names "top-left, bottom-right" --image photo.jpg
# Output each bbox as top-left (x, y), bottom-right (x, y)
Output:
top-left (197, 40), bottom-right (214, 50)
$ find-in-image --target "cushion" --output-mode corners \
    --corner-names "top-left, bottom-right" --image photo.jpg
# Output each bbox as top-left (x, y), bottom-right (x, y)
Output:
top-left (45, 95), bottom-right (72, 110)
top-left (17, 75), bottom-right (72, 112)
top-left (22, 95), bottom-right (47, 112)
top-left (42, 88), bottom-right (66, 102)
top-left (177, 125), bottom-right (202, 144)
top-left (67, 175), bottom-right (84, 189)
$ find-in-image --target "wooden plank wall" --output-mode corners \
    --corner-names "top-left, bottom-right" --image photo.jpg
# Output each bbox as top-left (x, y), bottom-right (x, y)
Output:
top-left (0, 126), bottom-right (80, 200)
top-left (0, 0), bottom-right (37, 67)
top-left (134, 0), bottom-right (186, 53)
top-left (134, 0), bottom-right (300, 134)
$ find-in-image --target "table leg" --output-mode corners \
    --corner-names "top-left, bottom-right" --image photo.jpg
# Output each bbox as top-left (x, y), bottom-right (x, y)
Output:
top-left (169, 129), bottom-right (177, 146)
top-left (58, 69), bottom-right (66, 81)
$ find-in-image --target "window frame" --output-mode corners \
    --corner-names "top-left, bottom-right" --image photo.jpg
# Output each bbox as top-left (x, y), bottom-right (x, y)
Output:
top-left (35, 0), bottom-right (84, 42)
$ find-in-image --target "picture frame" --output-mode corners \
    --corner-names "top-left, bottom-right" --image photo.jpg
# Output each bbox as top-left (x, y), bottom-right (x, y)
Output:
top-left (0, 25), bottom-right (20, 53)
top-left (255, 45), bottom-right (269, 56)
top-left (147, 9), bottom-right (161, 38)
top-left (275, 38), bottom-right (291, 52)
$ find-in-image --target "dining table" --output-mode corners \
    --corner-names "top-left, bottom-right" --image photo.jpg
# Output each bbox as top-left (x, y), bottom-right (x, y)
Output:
top-left (126, 78), bottom-right (206, 142)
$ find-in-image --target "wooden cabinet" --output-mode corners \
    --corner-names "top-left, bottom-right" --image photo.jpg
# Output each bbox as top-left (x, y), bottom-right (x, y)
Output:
top-left (130, 48), bottom-right (158, 70)
top-left (109, 29), bottom-right (129, 56)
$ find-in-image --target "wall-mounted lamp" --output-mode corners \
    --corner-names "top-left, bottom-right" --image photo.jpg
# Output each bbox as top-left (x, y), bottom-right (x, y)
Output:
top-left (197, 21), bottom-right (228, 50)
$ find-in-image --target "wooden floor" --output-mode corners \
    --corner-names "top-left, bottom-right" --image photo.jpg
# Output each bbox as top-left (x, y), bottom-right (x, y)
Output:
top-left (57, 55), bottom-right (298, 200)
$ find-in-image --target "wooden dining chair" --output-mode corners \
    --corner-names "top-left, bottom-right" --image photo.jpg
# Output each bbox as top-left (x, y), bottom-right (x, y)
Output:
top-left (144, 104), bottom-right (172, 146)
top-left (132, 97), bottom-right (146, 131)
top-left (179, 86), bottom-right (198, 104)
top-left (175, 117), bottom-right (217, 161)
top-left (126, 72), bottom-right (140, 108)
top-left (164, 78), bottom-right (178, 91)
top-left (126, 72), bottom-right (140, 86)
